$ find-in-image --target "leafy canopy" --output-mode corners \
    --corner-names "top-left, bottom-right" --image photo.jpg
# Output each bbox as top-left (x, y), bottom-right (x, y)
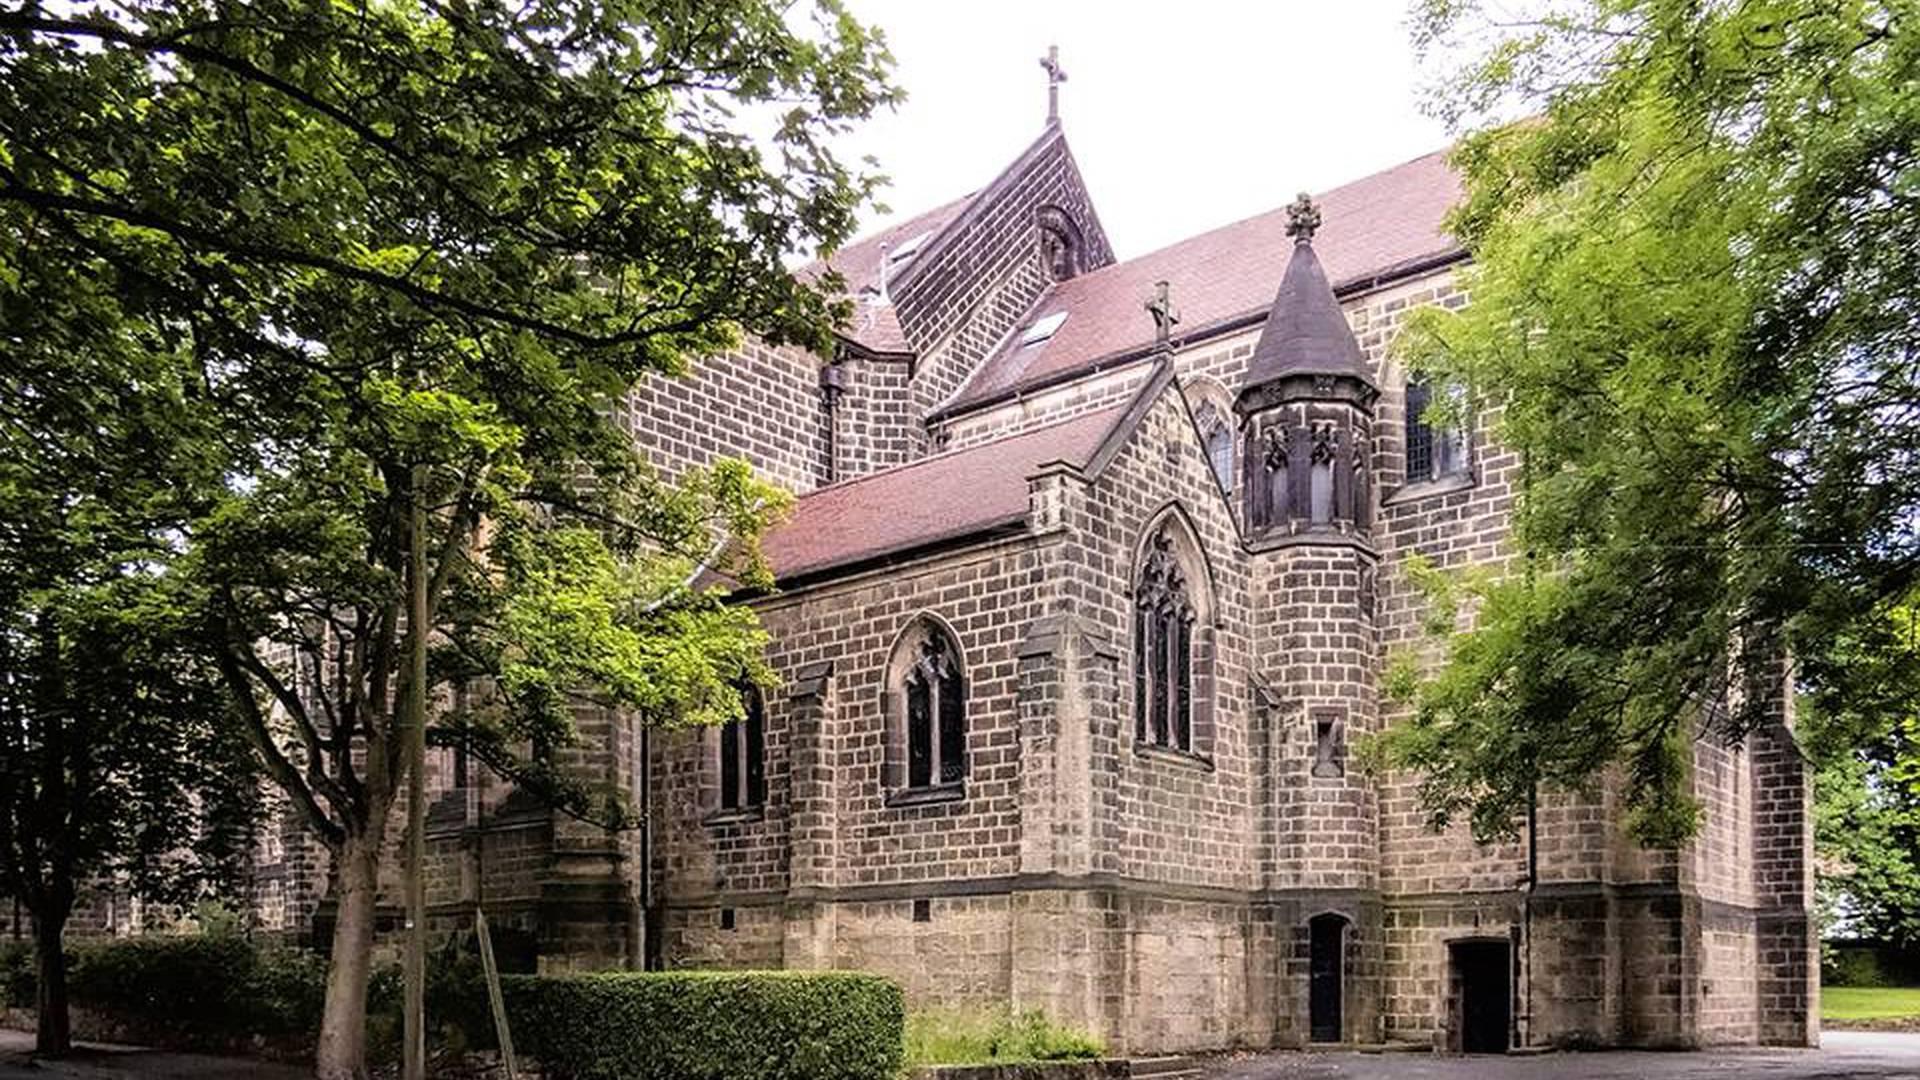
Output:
top-left (1383, 0), bottom-right (1918, 844)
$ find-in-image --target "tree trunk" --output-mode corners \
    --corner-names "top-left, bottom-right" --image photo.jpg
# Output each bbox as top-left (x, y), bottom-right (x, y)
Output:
top-left (33, 906), bottom-right (70, 1057)
top-left (315, 832), bottom-right (382, 1080)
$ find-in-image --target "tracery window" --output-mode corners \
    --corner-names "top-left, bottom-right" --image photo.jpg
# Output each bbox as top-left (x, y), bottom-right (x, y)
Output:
top-left (1134, 528), bottom-right (1197, 752)
top-left (888, 619), bottom-right (967, 791)
top-left (1405, 378), bottom-right (1467, 484)
top-left (1195, 402), bottom-right (1235, 493)
top-left (718, 684), bottom-right (767, 811)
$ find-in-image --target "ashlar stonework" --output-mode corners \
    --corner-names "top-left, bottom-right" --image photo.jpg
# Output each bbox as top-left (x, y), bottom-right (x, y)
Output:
top-left (244, 116), bottom-right (1817, 1057)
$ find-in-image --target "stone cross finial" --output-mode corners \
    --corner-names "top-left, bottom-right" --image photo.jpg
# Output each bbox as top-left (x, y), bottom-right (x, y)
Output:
top-left (1039, 45), bottom-right (1068, 122)
top-left (1145, 280), bottom-right (1180, 347)
top-left (1285, 192), bottom-right (1320, 244)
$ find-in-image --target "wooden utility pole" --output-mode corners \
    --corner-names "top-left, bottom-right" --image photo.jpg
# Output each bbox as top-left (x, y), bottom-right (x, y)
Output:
top-left (403, 462), bottom-right (429, 1080)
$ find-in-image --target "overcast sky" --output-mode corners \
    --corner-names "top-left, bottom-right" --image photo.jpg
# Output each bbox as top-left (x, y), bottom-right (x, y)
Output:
top-left (826, 0), bottom-right (1454, 261)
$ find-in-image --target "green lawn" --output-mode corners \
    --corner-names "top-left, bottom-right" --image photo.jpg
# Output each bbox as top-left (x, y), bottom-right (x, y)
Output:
top-left (1823, 986), bottom-right (1920, 1022)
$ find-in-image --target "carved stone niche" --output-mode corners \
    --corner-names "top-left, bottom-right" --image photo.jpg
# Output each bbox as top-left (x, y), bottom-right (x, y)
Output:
top-left (1242, 403), bottom-right (1370, 537)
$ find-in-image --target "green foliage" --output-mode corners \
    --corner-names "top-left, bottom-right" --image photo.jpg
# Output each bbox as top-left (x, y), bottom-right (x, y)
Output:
top-left (1384, 0), bottom-right (1920, 844)
top-left (501, 970), bottom-right (905, 1080)
top-left (1824, 944), bottom-right (1920, 989)
top-left (67, 935), bottom-right (329, 1045)
top-left (3, 3), bottom-right (895, 1068)
top-left (1803, 600), bottom-right (1920, 949)
top-left (0, 934), bottom-right (327, 1048)
top-left (903, 1006), bottom-right (1105, 1066)
top-left (0, 941), bottom-right (31, 1009)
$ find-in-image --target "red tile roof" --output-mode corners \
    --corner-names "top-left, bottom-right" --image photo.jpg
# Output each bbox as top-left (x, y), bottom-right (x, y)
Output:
top-left (803, 193), bottom-right (978, 355)
top-left (761, 403), bottom-right (1132, 581)
top-left (940, 148), bottom-right (1463, 415)
top-left (806, 191), bottom-right (978, 298)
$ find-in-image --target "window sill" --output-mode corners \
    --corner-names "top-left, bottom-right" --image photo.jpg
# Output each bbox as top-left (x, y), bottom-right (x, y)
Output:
top-left (885, 782), bottom-right (966, 809)
top-left (1384, 470), bottom-right (1475, 507)
top-left (701, 806), bottom-right (765, 828)
top-left (1133, 741), bottom-right (1215, 773)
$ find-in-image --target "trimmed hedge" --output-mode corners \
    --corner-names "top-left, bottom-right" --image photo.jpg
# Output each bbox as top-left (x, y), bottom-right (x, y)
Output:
top-left (5, 937), bottom-right (906, 1080)
top-left (502, 970), bottom-right (905, 1080)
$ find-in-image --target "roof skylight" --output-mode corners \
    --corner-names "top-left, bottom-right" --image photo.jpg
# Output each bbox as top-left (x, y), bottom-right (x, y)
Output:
top-left (1020, 311), bottom-right (1068, 347)
top-left (888, 230), bottom-right (932, 263)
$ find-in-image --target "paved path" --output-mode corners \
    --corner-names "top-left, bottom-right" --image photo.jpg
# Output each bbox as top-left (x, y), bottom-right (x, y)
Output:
top-left (4, 1028), bottom-right (1915, 1079)
top-left (1203, 1032), bottom-right (1920, 1080)
top-left (0, 1029), bottom-right (308, 1080)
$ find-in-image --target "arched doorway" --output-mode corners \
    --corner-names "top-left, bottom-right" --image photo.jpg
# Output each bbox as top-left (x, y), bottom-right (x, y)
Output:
top-left (1308, 913), bottom-right (1347, 1043)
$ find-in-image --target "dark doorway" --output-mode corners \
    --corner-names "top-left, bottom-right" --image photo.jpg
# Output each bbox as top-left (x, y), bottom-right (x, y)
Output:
top-left (1451, 939), bottom-right (1511, 1054)
top-left (1308, 914), bottom-right (1346, 1043)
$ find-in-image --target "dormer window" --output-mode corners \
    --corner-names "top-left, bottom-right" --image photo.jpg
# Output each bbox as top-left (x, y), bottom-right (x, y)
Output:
top-left (1021, 312), bottom-right (1067, 347)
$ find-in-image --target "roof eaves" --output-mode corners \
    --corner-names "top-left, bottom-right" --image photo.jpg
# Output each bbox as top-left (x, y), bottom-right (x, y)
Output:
top-left (762, 513), bottom-right (1031, 592)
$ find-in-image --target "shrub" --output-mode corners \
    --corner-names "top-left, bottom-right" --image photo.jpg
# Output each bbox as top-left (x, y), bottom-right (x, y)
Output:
top-left (904, 1006), bottom-right (1104, 1066)
top-left (67, 934), bottom-right (328, 1044)
top-left (0, 941), bottom-right (33, 1009)
top-left (502, 970), bottom-right (905, 1080)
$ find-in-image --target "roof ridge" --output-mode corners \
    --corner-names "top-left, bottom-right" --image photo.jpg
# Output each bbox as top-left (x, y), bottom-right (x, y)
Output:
top-left (1047, 142), bottom-right (1458, 286)
top-left (795, 398), bottom-right (1131, 501)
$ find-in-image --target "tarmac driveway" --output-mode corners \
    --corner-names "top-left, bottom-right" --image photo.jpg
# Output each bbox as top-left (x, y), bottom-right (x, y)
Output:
top-left (1203, 1032), bottom-right (1920, 1080)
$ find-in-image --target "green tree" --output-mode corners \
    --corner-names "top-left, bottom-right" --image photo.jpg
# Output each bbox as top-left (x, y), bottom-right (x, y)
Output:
top-left (1, 3), bottom-right (895, 1077)
top-left (0, 339), bottom-right (257, 1057)
top-left (1803, 603), bottom-right (1920, 947)
top-left (1382, 0), bottom-right (1919, 843)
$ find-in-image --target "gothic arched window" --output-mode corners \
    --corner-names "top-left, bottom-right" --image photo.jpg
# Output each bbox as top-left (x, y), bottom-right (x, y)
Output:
top-left (1405, 378), bottom-right (1467, 484)
top-left (1195, 402), bottom-right (1235, 494)
top-left (1134, 527), bottom-right (1198, 752)
top-left (719, 684), bottom-right (766, 811)
top-left (885, 618), bottom-right (968, 793)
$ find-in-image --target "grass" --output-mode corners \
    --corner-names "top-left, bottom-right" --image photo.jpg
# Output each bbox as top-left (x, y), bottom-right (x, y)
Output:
top-left (903, 1006), bottom-right (1105, 1067)
top-left (1822, 986), bottom-right (1920, 1022)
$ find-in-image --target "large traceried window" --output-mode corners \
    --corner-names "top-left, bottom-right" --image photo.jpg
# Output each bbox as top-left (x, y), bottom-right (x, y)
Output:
top-left (718, 683), bottom-right (767, 811)
top-left (1134, 522), bottom-right (1207, 754)
top-left (885, 617), bottom-right (968, 796)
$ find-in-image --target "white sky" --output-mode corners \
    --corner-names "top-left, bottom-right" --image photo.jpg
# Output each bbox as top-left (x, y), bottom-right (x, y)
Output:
top-left (829, 0), bottom-right (1455, 261)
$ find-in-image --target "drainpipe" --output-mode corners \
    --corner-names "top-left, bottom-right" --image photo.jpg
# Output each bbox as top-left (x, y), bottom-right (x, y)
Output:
top-left (1521, 779), bottom-right (1538, 1049)
top-left (635, 719), bottom-right (657, 970)
top-left (819, 359), bottom-right (847, 484)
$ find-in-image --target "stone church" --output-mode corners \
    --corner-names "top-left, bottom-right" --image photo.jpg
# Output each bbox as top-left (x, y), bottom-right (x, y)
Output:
top-left (244, 85), bottom-right (1818, 1055)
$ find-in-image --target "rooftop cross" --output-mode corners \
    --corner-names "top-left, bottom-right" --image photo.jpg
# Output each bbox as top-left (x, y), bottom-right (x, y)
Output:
top-left (1285, 192), bottom-right (1321, 244)
top-left (1039, 45), bottom-right (1068, 123)
top-left (1145, 280), bottom-right (1180, 348)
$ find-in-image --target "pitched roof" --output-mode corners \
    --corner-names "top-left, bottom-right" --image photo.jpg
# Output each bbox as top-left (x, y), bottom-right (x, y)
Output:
top-left (938, 147), bottom-right (1463, 416)
top-left (807, 191), bottom-right (978, 301)
top-left (1242, 229), bottom-right (1374, 389)
top-left (760, 402), bottom-right (1133, 582)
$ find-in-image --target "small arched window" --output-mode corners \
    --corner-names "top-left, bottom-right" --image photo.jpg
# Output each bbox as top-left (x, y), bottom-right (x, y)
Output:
top-left (1405, 378), bottom-right (1467, 484)
top-left (1195, 402), bottom-right (1234, 494)
top-left (885, 618), bottom-right (968, 793)
top-left (1134, 527), bottom-right (1198, 752)
top-left (718, 684), bottom-right (766, 811)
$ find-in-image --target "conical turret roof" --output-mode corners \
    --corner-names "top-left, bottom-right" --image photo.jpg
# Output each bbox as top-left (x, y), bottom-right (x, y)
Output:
top-left (1241, 194), bottom-right (1375, 390)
